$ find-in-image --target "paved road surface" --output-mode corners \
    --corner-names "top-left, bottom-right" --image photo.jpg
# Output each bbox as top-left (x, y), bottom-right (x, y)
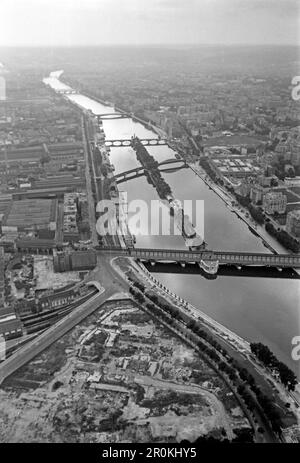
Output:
top-left (82, 116), bottom-right (98, 247)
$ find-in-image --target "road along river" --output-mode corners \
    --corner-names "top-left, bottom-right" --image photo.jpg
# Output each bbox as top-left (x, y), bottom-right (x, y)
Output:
top-left (44, 76), bottom-right (300, 376)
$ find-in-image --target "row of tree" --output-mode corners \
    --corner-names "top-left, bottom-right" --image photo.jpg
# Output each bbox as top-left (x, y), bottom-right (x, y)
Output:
top-left (132, 138), bottom-right (173, 198)
top-left (248, 203), bottom-right (265, 224)
top-left (234, 193), bottom-right (265, 224)
top-left (265, 222), bottom-right (300, 253)
top-left (129, 281), bottom-right (285, 436)
top-left (250, 342), bottom-right (298, 391)
top-left (199, 157), bottom-right (218, 183)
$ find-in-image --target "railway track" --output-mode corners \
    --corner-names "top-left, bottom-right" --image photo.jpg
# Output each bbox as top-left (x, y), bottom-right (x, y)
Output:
top-left (20, 289), bottom-right (98, 333)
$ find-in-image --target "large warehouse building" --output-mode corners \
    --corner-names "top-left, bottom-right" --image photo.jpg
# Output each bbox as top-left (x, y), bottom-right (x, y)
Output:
top-left (53, 250), bottom-right (97, 272)
top-left (2, 198), bottom-right (57, 233)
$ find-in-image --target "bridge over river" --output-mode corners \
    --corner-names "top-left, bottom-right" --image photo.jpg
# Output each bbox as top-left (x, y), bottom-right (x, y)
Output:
top-left (100, 246), bottom-right (300, 277)
top-left (97, 113), bottom-right (131, 121)
top-left (105, 138), bottom-right (169, 147)
top-left (113, 158), bottom-right (187, 183)
top-left (56, 88), bottom-right (77, 94)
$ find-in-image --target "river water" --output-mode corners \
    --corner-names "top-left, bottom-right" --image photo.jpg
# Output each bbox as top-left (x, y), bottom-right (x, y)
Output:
top-left (45, 77), bottom-right (300, 376)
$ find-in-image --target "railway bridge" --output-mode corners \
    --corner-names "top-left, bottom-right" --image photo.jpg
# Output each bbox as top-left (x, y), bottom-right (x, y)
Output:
top-left (129, 248), bottom-right (300, 267)
top-left (100, 246), bottom-right (300, 277)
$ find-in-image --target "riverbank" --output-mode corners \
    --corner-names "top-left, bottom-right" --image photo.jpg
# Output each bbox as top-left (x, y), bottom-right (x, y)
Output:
top-left (63, 80), bottom-right (164, 135)
top-left (188, 162), bottom-right (291, 256)
top-left (81, 85), bottom-right (296, 257)
top-left (60, 73), bottom-right (169, 137)
top-left (55, 74), bottom-right (298, 257)
top-left (43, 73), bottom-right (300, 377)
top-left (111, 255), bottom-right (300, 429)
top-left (111, 255), bottom-right (251, 352)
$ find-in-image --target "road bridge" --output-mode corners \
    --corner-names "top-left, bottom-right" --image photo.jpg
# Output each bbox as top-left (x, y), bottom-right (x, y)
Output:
top-left (56, 89), bottom-right (77, 94)
top-left (113, 158), bottom-right (187, 183)
top-left (97, 113), bottom-right (130, 121)
top-left (105, 138), bottom-right (169, 147)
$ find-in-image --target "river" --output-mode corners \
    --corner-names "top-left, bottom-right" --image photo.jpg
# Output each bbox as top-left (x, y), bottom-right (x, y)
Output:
top-left (44, 76), bottom-right (300, 376)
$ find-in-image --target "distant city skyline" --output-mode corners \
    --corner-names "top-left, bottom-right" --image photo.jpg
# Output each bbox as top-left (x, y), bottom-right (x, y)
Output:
top-left (0, 0), bottom-right (299, 47)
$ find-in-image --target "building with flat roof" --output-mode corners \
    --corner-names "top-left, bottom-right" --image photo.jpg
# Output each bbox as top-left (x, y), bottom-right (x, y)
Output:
top-left (263, 192), bottom-right (287, 215)
top-left (12, 187), bottom-right (70, 200)
top-left (15, 238), bottom-right (62, 253)
top-left (53, 250), bottom-right (97, 273)
top-left (250, 184), bottom-right (268, 205)
top-left (2, 198), bottom-right (57, 232)
top-left (0, 247), bottom-right (4, 305)
top-left (37, 284), bottom-right (80, 311)
top-left (0, 309), bottom-right (23, 340)
top-left (0, 145), bottom-right (44, 164)
top-left (33, 175), bottom-right (84, 190)
top-left (63, 193), bottom-right (79, 242)
top-left (210, 157), bottom-right (260, 179)
top-left (286, 210), bottom-right (300, 238)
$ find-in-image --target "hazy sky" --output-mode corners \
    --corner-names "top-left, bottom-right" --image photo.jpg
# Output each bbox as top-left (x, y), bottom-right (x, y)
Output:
top-left (1, 0), bottom-right (299, 46)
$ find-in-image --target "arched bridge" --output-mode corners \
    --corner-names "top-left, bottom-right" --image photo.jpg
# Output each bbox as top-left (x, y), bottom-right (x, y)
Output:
top-left (113, 158), bottom-right (187, 183)
top-left (97, 113), bottom-right (130, 121)
top-left (105, 138), bottom-right (169, 147)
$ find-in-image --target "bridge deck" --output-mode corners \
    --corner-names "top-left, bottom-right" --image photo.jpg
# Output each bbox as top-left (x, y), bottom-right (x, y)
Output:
top-left (101, 247), bottom-right (300, 268)
top-left (97, 113), bottom-right (130, 120)
top-left (114, 158), bottom-right (186, 180)
top-left (105, 138), bottom-right (168, 147)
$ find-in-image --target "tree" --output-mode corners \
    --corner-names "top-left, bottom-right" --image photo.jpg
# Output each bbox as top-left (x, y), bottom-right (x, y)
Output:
top-left (270, 178), bottom-right (278, 187)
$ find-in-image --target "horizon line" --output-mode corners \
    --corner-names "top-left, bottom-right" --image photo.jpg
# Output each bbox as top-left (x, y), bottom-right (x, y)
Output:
top-left (0, 43), bottom-right (299, 49)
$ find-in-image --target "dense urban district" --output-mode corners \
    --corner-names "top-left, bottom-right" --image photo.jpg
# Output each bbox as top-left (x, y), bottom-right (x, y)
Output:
top-left (0, 46), bottom-right (299, 443)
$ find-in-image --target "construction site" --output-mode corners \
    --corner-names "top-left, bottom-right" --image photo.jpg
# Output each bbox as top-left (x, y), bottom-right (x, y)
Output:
top-left (0, 298), bottom-right (252, 443)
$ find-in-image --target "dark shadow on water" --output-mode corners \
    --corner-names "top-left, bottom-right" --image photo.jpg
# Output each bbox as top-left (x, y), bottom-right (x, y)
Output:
top-left (144, 263), bottom-right (300, 280)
